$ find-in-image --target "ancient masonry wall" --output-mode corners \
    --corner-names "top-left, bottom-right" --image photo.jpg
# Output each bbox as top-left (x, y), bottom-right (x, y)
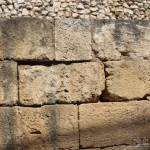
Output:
top-left (0, 18), bottom-right (150, 149)
top-left (0, 0), bottom-right (150, 20)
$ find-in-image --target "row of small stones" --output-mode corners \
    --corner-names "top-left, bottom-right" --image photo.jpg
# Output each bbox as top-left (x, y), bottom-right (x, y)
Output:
top-left (0, 0), bottom-right (150, 20)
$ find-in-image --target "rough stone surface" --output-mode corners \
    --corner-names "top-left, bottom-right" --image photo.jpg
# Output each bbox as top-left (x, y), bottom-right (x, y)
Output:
top-left (80, 146), bottom-right (150, 150)
top-left (19, 62), bottom-right (105, 105)
top-left (0, 105), bottom-right (78, 150)
top-left (79, 101), bottom-right (150, 148)
top-left (103, 60), bottom-right (150, 101)
top-left (102, 145), bottom-right (150, 150)
top-left (0, 61), bottom-right (17, 105)
top-left (55, 19), bottom-right (92, 61)
top-left (0, 107), bottom-right (16, 150)
top-left (79, 148), bottom-right (100, 150)
top-left (92, 20), bottom-right (150, 61)
top-left (0, 18), bottom-right (54, 60)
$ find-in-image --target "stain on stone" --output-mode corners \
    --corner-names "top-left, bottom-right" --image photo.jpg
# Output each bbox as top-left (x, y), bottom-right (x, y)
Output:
top-left (114, 20), bottom-right (150, 46)
top-left (3, 107), bottom-right (17, 150)
top-left (1, 61), bottom-right (17, 105)
top-left (1, 18), bottom-right (26, 59)
top-left (40, 37), bottom-right (48, 47)
top-left (49, 106), bottom-right (58, 150)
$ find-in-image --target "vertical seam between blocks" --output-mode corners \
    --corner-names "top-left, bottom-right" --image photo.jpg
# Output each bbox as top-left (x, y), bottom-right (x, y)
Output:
top-left (78, 105), bottom-right (81, 149)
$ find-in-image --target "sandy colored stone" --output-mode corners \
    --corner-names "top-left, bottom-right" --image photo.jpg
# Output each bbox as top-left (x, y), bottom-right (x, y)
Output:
top-left (0, 105), bottom-right (78, 150)
top-left (92, 20), bottom-right (150, 61)
top-left (79, 100), bottom-right (150, 148)
top-left (0, 18), bottom-right (54, 61)
top-left (102, 145), bottom-right (150, 150)
top-left (55, 18), bottom-right (92, 61)
top-left (19, 62), bottom-right (105, 105)
top-left (79, 149), bottom-right (100, 150)
top-left (0, 61), bottom-right (18, 105)
top-left (103, 60), bottom-right (150, 101)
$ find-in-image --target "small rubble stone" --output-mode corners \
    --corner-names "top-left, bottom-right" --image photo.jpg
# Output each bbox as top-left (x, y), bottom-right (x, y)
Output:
top-left (22, 8), bottom-right (30, 16)
top-left (17, 0), bottom-right (25, 4)
top-left (0, 0), bottom-right (149, 19)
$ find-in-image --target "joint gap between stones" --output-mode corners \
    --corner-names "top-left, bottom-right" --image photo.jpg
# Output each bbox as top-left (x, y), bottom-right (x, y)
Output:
top-left (100, 143), bottom-right (132, 149)
top-left (17, 60), bottom-right (92, 66)
top-left (54, 18), bottom-right (56, 62)
top-left (100, 62), bottom-right (107, 102)
top-left (17, 62), bottom-right (20, 106)
top-left (0, 103), bottom-right (79, 108)
top-left (78, 105), bottom-right (81, 149)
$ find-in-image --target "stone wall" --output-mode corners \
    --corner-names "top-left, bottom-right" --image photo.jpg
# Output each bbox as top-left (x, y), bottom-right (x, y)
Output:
top-left (0, 18), bottom-right (150, 149)
top-left (0, 0), bottom-right (150, 20)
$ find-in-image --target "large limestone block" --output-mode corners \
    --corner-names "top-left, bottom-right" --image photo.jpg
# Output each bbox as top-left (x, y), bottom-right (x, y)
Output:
top-left (0, 107), bottom-right (16, 150)
top-left (103, 60), bottom-right (150, 101)
top-left (0, 105), bottom-right (78, 150)
top-left (92, 20), bottom-right (150, 61)
top-left (55, 19), bottom-right (92, 61)
top-left (0, 18), bottom-right (54, 60)
top-left (19, 62), bottom-right (105, 105)
top-left (79, 101), bottom-right (150, 148)
top-left (0, 61), bottom-right (18, 105)
top-left (102, 145), bottom-right (150, 150)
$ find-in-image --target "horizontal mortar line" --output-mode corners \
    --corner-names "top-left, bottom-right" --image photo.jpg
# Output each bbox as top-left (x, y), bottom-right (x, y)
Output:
top-left (17, 60), bottom-right (92, 66)
top-left (100, 143), bottom-right (134, 149)
top-left (79, 143), bottom-right (131, 149)
top-left (0, 99), bottom-right (149, 108)
top-left (0, 103), bottom-right (78, 108)
top-left (100, 98), bottom-right (150, 103)
top-left (0, 58), bottom-right (92, 62)
top-left (0, 101), bottom-right (93, 108)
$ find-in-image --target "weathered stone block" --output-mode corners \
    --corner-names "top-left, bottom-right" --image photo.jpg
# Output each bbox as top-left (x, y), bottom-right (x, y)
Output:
top-left (92, 20), bottom-right (150, 61)
top-left (79, 148), bottom-right (100, 150)
top-left (0, 18), bottom-right (54, 60)
top-left (55, 19), bottom-right (92, 61)
top-left (79, 101), bottom-right (150, 148)
top-left (0, 61), bottom-right (18, 105)
top-left (19, 62), bottom-right (105, 105)
top-left (79, 149), bottom-right (100, 150)
top-left (103, 60), bottom-right (150, 101)
top-left (102, 145), bottom-right (150, 150)
top-left (0, 105), bottom-right (78, 150)
top-left (0, 107), bottom-right (16, 150)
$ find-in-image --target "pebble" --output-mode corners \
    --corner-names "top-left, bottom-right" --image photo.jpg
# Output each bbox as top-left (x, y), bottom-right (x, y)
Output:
top-left (17, 0), bottom-right (25, 4)
top-left (22, 8), bottom-right (29, 16)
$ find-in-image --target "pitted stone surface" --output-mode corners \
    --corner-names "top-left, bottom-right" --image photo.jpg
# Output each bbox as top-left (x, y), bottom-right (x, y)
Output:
top-left (102, 145), bottom-right (150, 150)
top-left (0, 105), bottom-right (78, 150)
top-left (103, 60), bottom-right (150, 101)
top-left (0, 107), bottom-right (16, 150)
top-left (19, 62), bottom-right (105, 105)
top-left (0, 18), bottom-right (54, 60)
top-left (0, 61), bottom-right (17, 105)
top-left (92, 20), bottom-right (150, 61)
top-left (79, 101), bottom-right (150, 148)
top-left (55, 19), bottom-right (92, 61)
